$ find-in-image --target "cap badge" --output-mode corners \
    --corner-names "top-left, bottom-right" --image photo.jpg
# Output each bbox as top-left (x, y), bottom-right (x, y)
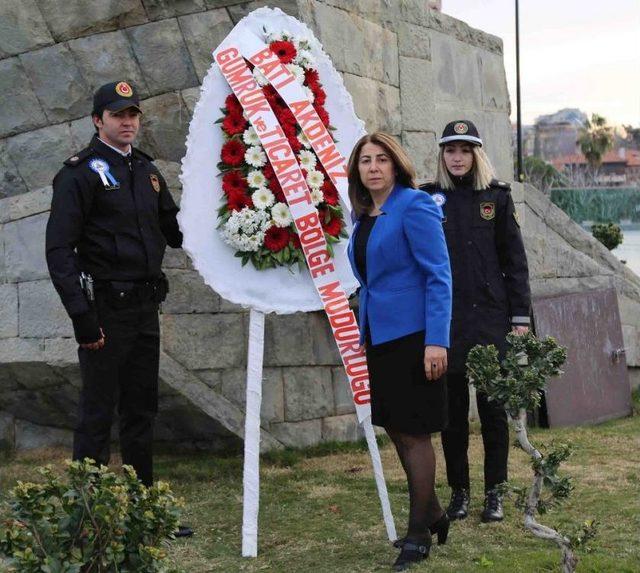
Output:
top-left (480, 201), bottom-right (495, 220)
top-left (432, 192), bottom-right (446, 207)
top-left (115, 82), bottom-right (133, 98)
top-left (150, 173), bottom-right (161, 193)
top-left (454, 122), bottom-right (468, 134)
top-left (89, 158), bottom-right (120, 190)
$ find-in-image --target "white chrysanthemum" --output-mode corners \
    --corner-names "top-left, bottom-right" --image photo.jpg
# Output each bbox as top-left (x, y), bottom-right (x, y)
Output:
top-left (306, 169), bottom-right (324, 190)
top-left (271, 202), bottom-right (293, 228)
top-left (298, 149), bottom-right (317, 170)
top-left (298, 131), bottom-right (312, 149)
top-left (310, 188), bottom-right (324, 206)
top-left (295, 49), bottom-right (316, 69)
top-left (245, 146), bottom-right (267, 168)
top-left (247, 169), bottom-right (266, 189)
top-left (251, 187), bottom-right (275, 210)
top-left (242, 126), bottom-right (261, 146)
top-left (253, 67), bottom-right (269, 86)
top-left (302, 86), bottom-right (315, 103)
top-left (286, 64), bottom-right (305, 84)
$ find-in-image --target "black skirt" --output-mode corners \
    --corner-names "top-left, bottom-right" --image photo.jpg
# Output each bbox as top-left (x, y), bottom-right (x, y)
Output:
top-left (366, 330), bottom-right (448, 435)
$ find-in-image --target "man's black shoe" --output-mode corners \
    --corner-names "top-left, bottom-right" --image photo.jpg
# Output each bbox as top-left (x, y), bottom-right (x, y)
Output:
top-left (480, 489), bottom-right (504, 522)
top-left (174, 525), bottom-right (194, 538)
top-left (446, 488), bottom-right (469, 520)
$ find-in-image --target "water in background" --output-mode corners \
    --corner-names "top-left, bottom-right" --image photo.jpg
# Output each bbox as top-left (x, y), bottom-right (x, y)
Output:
top-left (613, 225), bottom-right (640, 277)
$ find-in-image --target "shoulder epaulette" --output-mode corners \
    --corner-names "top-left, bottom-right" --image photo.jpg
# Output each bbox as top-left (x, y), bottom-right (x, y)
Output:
top-left (419, 181), bottom-right (438, 193)
top-left (489, 178), bottom-right (511, 191)
top-left (63, 147), bottom-right (92, 167)
top-left (133, 147), bottom-right (154, 162)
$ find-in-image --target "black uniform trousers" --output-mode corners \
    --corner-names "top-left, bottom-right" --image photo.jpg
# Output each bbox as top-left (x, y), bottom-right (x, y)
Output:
top-left (441, 372), bottom-right (509, 492)
top-left (73, 293), bottom-right (160, 487)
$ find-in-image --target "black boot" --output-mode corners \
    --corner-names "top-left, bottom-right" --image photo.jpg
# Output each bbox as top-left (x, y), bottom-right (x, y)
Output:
top-left (174, 524), bottom-right (194, 538)
top-left (392, 536), bottom-right (431, 571)
top-left (392, 512), bottom-right (450, 549)
top-left (481, 489), bottom-right (504, 522)
top-left (446, 488), bottom-right (469, 521)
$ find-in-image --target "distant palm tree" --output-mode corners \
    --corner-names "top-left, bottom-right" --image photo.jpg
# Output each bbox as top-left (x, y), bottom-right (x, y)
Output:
top-left (577, 114), bottom-right (614, 178)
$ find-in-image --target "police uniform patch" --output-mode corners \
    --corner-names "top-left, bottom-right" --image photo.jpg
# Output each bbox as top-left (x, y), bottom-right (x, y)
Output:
top-left (150, 173), bottom-right (161, 193)
top-left (454, 122), bottom-right (468, 134)
top-left (115, 82), bottom-right (133, 98)
top-left (480, 201), bottom-right (495, 220)
top-left (432, 192), bottom-right (446, 207)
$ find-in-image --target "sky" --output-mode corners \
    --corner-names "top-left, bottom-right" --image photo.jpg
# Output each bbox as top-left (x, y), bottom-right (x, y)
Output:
top-left (443, 0), bottom-right (640, 127)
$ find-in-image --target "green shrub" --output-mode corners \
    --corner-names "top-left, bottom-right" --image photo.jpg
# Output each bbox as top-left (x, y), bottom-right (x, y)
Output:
top-left (591, 222), bottom-right (623, 250)
top-left (1, 459), bottom-right (182, 573)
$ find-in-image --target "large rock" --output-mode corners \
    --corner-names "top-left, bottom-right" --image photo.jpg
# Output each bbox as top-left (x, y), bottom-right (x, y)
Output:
top-left (19, 280), bottom-right (73, 338)
top-left (35, 0), bottom-right (147, 42)
top-left (0, 337), bottom-right (44, 363)
top-left (402, 131), bottom-right (437, 183)
top-left (282, 366), bottom-right (334, 421)
top-left (220, 367), bottom-right (285, 424)
top-left (0, 187), bottom-right (52, 224)
top-left (400, 56), bottom-right (434, 131)
top-left (0, 411), bottom-right (15, 452)
top-left (162, 269), bottom-right (220, 313)
top-left (342, 73), bottom-right (401, 135)
top-left (4, 213), bottom-right (49, 282)
top-left (143, 0), bottom-right (206, 20)
top-left (138, 92), bottom-right (190, 162)
top-left (5, 124), bottom-right (75, 191)
top-left (178, 9), bottom-right (234, 82)
top-left (331, 366), bottom-right (355, 415)
top-left (69, 116), bottom-right (96, 149)
top-left (309, 312), bottom-right (341, 364)
top-left (162, 313), bottom-right (246, 369)
top-left (0, 141), bottom-right (28, 199)
top-left (0, 285), bottom-right (18, 339)
top-left (225, 0), bottom-right (299, 23)
top-left (479, 51), bottom-right (509, 112)
top-left (0, 57), bottom-right (47, 138)
top-left (67, 30), bottom-right (150, 97)
top-left (322, 413), bottom-right (361, 442)
top-left (398, 21), bottom-right (431, 59)
top-left (269, 418), bottom-right (321, 448)
top-left (0, 0), bottom-right (53, 58)
top-left (127, 19), bottom-right (198, 95)
top-left (264, 312), bottom-right (315, 366)
top-left (20, 43), bottom-right (92, 123)
top-left (15, 418), bottom-right (73, 450)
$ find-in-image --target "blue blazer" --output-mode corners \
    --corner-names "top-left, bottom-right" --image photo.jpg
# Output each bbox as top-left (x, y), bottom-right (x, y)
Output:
top-left (348, 185), bottom-right (452, 347)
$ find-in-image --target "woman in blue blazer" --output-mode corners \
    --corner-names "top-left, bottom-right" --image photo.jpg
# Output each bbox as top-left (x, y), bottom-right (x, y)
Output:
top-left (347, 132), bottom-right (452, 571)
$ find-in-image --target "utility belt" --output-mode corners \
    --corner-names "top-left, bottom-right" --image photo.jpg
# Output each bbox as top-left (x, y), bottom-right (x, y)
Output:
top-left (81, 273), bottom-right (169, 309)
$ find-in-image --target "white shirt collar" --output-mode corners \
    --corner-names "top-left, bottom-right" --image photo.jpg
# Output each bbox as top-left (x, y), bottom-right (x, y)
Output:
top-left (98, 137), bottom-right (132, 157)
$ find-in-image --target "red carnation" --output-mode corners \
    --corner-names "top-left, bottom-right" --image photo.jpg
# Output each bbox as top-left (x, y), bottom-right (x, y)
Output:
top-left (263, 85), bottom-right (280, 106)
top-left (221, 139), bottom-right (246, 166)
top-left (222, 170), bottom-right (248, 195)
top-left (275, 106), bottom-right (296, 127)
top-left (304, 69), bottom-right (320, 89)
top-left (323, 215), bottom-right (343, 237)
top-left (225, 94), bottom-right (243, 115)
top-left (222, 113), bottom-right (248, 136)
top-left (227, 187), bottom-right (252, 211)
top-left (290, 232), bottom-right (301, 249)
top-left (315, 105), bottom-right (330, 127)
top-left (263, 163), bottom-right (275, 180)
top-left (264, 226), bottom-right (290, 252)
top-left (321, 180), bottom-right (339, 206)
top-left (274, 188), bottom-right (286, 203)
top-left (270, 40), bottom-right (297, 64)
top-left (312, 85), bottom-right (327, 106)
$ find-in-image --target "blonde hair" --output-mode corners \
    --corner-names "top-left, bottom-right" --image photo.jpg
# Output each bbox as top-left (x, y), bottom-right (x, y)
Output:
top-left (348, 132), bottom-right (417, 217)
top-left (436, 144), bottom-right (495, 190)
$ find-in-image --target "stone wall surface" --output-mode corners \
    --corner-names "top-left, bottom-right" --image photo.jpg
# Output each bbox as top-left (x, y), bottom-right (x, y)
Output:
top-left (0, 0), bottom-right (637, 452)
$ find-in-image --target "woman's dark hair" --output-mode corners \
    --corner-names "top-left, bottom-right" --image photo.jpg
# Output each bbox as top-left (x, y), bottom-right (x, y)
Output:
top-left (347, 132), bottom-right (417, 218)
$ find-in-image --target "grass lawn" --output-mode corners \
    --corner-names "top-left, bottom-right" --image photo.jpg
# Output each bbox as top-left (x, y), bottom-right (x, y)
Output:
top-left (1, 411), bottom-right (639, 572)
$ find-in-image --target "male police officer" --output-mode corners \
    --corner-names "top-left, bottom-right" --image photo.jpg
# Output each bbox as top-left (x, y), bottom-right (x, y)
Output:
top-left (46, 82), bottom-right (190, 535)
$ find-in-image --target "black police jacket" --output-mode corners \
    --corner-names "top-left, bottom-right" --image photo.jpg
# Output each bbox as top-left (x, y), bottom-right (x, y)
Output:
top-left (46, 136), bottom-right (182, 341)
top-left (420, 176), bottom-right (531, 373)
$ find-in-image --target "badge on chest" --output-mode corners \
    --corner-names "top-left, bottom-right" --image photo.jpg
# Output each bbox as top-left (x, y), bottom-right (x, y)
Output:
top-left (480, 202), bottom-right (495, 220)
top-left (89, 158), bottom-right (120, 190)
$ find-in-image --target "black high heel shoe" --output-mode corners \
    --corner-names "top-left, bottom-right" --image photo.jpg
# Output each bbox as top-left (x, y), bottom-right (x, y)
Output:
top-left (429, 513), bottom-right (450, 545)
top-left (392, 536), bottom-right (431, 571)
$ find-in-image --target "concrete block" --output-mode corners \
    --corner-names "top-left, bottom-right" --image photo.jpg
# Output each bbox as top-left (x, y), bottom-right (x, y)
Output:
top-left (0, 337), bottom-right (43, 363)
top-left (178, 9), bottom-right (233, 82)
top-left (309, 311), bottom-right (341, 364)
top-left (264, 312), bottom-right (314, 366)
top-left (331, 366), bottom-right (355, 415)
top-left (0, 57), bottom-right (47, 138)
top-left (0, 284), bottom-right (18, 338)
top-left (220, 367), bottom-right (284, 424)
top-left (479, 51), bottom-right (509, 112)
top-left (342, 73), bottom-right (401, 135)
top-left (127, 19), bottom-right (198, 94)
top-left (193, 369), bottom-right (221, 389)
top-left (322, 413), bottom-right (361, 442)
top-left (19, 280), bottom-right (73, 338)
top-left (5, 124), bottom-right (75, 191)
top-left (4, 213), bottom-right (49, 282)
top-left (69, 116), bottom-right (96, 150)
top-left (0, 0), bottom-right (53, 57)
top-left (162, 247), bottom-right (189, 269)
top-left (138, 92), bottom-right (191, 162)
top-left (269, 418), bottom-right (321, 448)
top-left (162, 313), bottom-right (245, 369)
top-left (68, 30), bottom-right (150, 97)
top-left (283, 366), bottom-right (334, 421)
top-left (402, 131), bottom-right (437, 183)
top-left (400, 56), bottom-right (434, 132)
top-left (20, 43), bottom-right (92, 123)
top-left (44, 338), bottom-right (79, 366)
top-left (0, 140), bottom-right (28, 199)
top-left (143, 0), bottom-right (206, 20)
top-left (398, 21), bottom-right (431, 59)
top-left (181, 86), bottom-right (201, 115)
top-left (0, 187), bottom-right (52, 224)
top-left (225, 0), bottom-right (299, 23)
top-left (162, 269), bottom-right (220, 313)
top-left (35, 0), bottom-right (147, 42)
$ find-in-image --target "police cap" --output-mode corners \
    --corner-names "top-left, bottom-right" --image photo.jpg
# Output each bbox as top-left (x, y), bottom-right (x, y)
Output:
top-left (439, 120), bottom-right (483, 147)
top-left (92, 81), bottom-right (142, 116)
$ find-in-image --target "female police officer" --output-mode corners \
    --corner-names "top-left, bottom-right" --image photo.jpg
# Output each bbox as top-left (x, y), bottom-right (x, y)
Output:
top-left (421, 120), bottom-right (531, 523)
